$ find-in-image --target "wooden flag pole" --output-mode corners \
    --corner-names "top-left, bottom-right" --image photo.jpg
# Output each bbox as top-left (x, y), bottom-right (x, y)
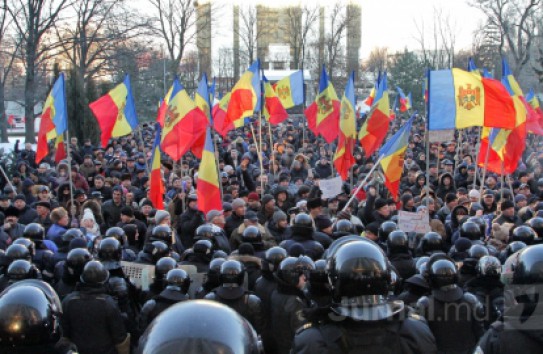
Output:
top-left (472, 127), bottom-right (481, 191)
top-left (258, 112), bottom-right (265, 194)
top-left (478, 136), bottom-right (492, 203)
top-left (342, 154), bottom-right (384, 212)
top-left (499, 161), bottom-right (505, 203)
top-left (268, 121), bottom-right (276, 181)
top-left (506, 173), bottom-right (516, 208)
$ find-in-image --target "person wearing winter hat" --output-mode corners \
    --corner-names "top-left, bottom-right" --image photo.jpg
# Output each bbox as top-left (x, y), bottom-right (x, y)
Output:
top-left (314, 214), bottom-right (333, 235)
top-left (266, 210), bottom-right (290, 244)
top-left (257, 194), bottom-right (276, 225)
top-left (81, 207), bottom-right (100, 242)
top-left (225, 198), bottom-right (246, 238)
top-left (12, 194), bottom-right (37, 225)
top-left (361, 185), bottom-right (392, 226)
top-left (247, 192), bottom-right (261, 213)
top-left (494, 200), bottom-right (522, 226)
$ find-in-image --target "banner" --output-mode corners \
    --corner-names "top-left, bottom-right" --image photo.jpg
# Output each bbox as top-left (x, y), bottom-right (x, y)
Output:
top-left (319, 176), bottom-right (344, 199)
top-left (398, 210), bottom-right (431, 234)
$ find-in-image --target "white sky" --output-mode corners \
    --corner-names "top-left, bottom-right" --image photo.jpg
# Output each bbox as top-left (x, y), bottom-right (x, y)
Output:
top-left (219, 0), bottom-right (486, 59)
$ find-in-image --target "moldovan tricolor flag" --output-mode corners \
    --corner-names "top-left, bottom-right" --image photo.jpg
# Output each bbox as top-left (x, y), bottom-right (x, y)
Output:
top-left (36, 73), bottom-right (68, 164)
top-left (197, 128), bottom-right (222, 214)
top-left (149, 123), bottom-right (164, 210)
top-left (222, 60), bottom-right (261, 133)
top-left (428, 68), bottom-right (516, 131)
top-left (263, 74), bottom-right (288, 125)
top-left (526, 89), bottom-right (543, 129)
top-left (358, 72), bottom-right (390, 158)
top-left (195, 73), bottom-right (213, 124)
top-left (212, 93), bottom-right (233, 138)
top-left (89, 75), bottom-right (139, 148)
top-left (397, 86), bottom-right (411, 112)
top-left (160, 79), bottom-right (208, 160)
top-left (304, 65), bottom-right (340, 143)
top-left (379, 114), bottom-right (414, 199)
top-left (333, 72), bottom-right (357, 181)
top-left (364, 72), bottom-right (381, 107)
top-left (273, 70), bottom-right (304, 109)
top-left (54, 135), bottom-right (66, 163)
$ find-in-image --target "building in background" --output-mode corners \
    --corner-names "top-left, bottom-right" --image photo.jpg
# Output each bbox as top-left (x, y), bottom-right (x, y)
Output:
top-left (196, 0), bottom-right (212, 77)
top-left (346, 2), bottom-right (362, 76)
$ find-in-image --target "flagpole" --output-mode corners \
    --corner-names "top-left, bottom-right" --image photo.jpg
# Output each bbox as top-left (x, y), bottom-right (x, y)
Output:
top-left (455, 129), bottom-right (463, 168)
top-left (342, 154), bottom-right (384, 212)
top-left (499, 161), bottom-right (504, 202)
top-left (478, 137), bottom-right (491, 203)
top-left (213, 133), bottom-right (224, 200)
top-left (0, 165), bottom-right (15, 192)
top-left (137, 127), bottom-right (150, 174)
top-left (65, 129), bottom-right (76, 222)
top-left (472, 127), bottom-right (481, 191)
top-left (506, 173), bottom-right (516, 208)
top-left (268, 121), bottom-right (276, 182)
top-left (425, 69), bottom-right (431, 203)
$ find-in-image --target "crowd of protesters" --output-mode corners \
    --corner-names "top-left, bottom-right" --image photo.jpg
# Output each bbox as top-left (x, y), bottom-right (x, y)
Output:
top-left (1, 113), bottom-right (543, 353)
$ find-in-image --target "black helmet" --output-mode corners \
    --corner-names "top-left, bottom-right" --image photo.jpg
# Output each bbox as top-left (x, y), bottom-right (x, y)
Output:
top-left (193, 239), bottom-right (213, 255)
top-left (98, 238), bottom-right (122, 269)
top-left (511, 226), bottom-right (537, 245)
top-left (5, 244), bottom-right (31, 263)
top-left (12, 238), bottom-right (35, 256)
top-left (219, 260), bottom-right (245, 286)
top-left (460, 221), bottom-right (482, 241)
top-left (195, 224), bottom-right (215, 240)
top-left (333, 219), bottom-right (354, 234)
top-left (504, 241), bottom-right (527, 259)
top-left (242, 226), bottom-right (262, 245)
top-left (137, 300), bottom-right (261, 354)
top-left (80, 260), bottom-right (109, 284)
top-left (310, 259), bottom-right (328, 284)
top-left (155, 257), bottom-right (178, 282)
top-left (277, 256), bottom-right (315, 287)
top-left (165, 268), bottom-right (191, 293)
top-left (207, 258), bottom-right (226, 286)
top-left (420, 232), bottom-right (443, 254)
top-left (213, 250), bottom-right (228, 259)
top-left (513, 244), bottom-right (543, 284)
top-left (151, 225), bottom-right (172, 244)
top-left (427, 257), bottom-right (458, 289)
top-left (467, 216), bottom-right (486, 236)
top-left (477, 256), bottom-right (501, 278)
top-left (23, 223), bottom-right (45, 242)
top-left (526, 217), bottom-right (543, 239)
top-left (325, 236), bottom-right (379, 260)
top-left (105, 227), bottom-right (127, 244)
top-left (469, 244), bottom-right (489, 259)
top-left (293, 213), bottom-right (313, 229)
top-left (150, 241), bottom-right (171, 263)
top-left (0, 283), bottom-right (61, 346)
top-left (7, 259), bottom-right (37, 281)
top-left (66, 248), bottom-right (92, 275)
top-left (263, 246), bottom-right (287, 273)
top-left (387, 230), bottom-right (409, 254)
top-left (538, 177), bottom-right (543, 187)
top-left (61, 228), bottom-right (84, 245)
top-left (378, 221), bottom-right (397, 243)
top-left (416, 256), bottom-right (430, 275)
top-left (328, 241), bottom-right (389, 299)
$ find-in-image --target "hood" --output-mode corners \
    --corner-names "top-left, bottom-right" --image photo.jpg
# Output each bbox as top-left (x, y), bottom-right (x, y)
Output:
top-left (438, 172), bottom-right (454, 187)
top-left (450, 205), bottom-right (469, 228)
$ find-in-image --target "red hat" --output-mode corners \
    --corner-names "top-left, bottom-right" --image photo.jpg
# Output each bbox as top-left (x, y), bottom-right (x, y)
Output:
top-left (248, 192), bottom-right (260, 202)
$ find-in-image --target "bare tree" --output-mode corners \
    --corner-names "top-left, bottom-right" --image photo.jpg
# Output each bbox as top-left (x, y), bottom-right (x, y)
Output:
top-left (215, 46), bottom-right (235, 93)
top-left (413, 6), bottom-right (457, 69)
top-left (363, 47), bottom-right (388, 74)
top-left (283, 4), bottom-right (319, 70)
top-left (235, 5), bottom-right (263, 70)
top-left (469, 0), bottom-right (541, 77)
top-left (0, 0), bottom-right (22, 142)
top-left (6, 0), bottom-right (70, 143)
top-left (324, 2), bottom-right (354, 81)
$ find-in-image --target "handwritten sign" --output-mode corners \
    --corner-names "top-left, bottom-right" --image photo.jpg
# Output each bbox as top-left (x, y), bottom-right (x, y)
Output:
top-left (319, 176), bottom-right (344, 199)
top-left (398, 210), bottom-right (431, 234)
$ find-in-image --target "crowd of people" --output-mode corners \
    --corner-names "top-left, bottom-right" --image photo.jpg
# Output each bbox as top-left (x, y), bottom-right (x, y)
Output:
top-left (0, 113), bottom-right (543, 353)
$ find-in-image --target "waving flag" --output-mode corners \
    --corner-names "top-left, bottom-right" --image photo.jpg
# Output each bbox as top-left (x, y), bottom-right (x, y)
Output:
top-left (156, 85), bottom-right (173, 127)
top-left (263, 75), bottom-right (288, 124)
top-left (304, 65), bottom-right (340, 143)
top-left (397, 86), bottom-right (411, 112)
top-left (358, 72), bottom-right (390, 158)
top-left (364, 72), bottom-right (381, 107)
top-left (273, 70), bottom-right (304, 109)
top-left (160, 79), bottom-right (208, 160)
top-left (212, 92), bottom-right (233, 138)
top-left (89, 75), bottom-right (139, 147)
top-left (333, 72), bottom-right (357, 180)
top-left (428, 68), bottom-right (516, 131)
top-left (223, 60), bottom-right (261, 132)
top-left (195, 74), bottom-right (213, 124)
top-left (379, 114), bottom-right (415, 199)
top-left (36, 73), bottom-right (68, 164)
top-left (149, 123), bottom-right (164, 210)
top-left (54, 135), bottom-right (66, 163)
top-left (527, 89), bottom-right (543, 129)
top-left (197, 128), bottom-right (222, 214)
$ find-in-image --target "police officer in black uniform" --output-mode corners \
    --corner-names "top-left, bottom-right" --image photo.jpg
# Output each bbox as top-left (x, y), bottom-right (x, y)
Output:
top-left (279, 213), bottom-right (324, 260)
top-left (293, 240), bottom-right (437, 354)
top-left (477, 244), bottom-right (543, 353)
top-left (417, 254), bottom-right (484, 353)
top-left (61, 261), bottom-right (130, 354)
top-left (139, 268), bottom-right (191, 332)
top-left (204, 259), bottom-right (264, 333)
top-left (136, 300), bottom-right (261, 354)
top-left (387, 230), bottom-right (417, 281)
top-left (194, 257), bottom-right (225, 299)
top-left (54, 248), bottom-right (93, 299)
top-left (23, 223), bottom-right (56, 280)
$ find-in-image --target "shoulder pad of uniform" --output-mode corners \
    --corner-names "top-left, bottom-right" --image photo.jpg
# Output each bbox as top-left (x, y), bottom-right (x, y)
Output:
top-left (462, 292), bottom-right (480, 305)
top-left (295, 322), bottom-right (313, 335)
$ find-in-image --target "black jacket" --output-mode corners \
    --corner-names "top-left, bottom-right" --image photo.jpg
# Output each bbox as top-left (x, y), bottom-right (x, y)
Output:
top-left (280, 225), bottom-right (324, 260)
top-left (139, 288), bottom-right (189, 332)
top-left (177, 208), bottom-right (205, 249)
top-left (61, 283), bottom-right (127, 354)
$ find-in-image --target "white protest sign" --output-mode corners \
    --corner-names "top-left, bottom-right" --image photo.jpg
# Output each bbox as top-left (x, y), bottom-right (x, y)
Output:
top-left (319, 176), bottom-right (344, 199)
top-left (398, 210), bottom-right (431, 234)
top-left (429, 129), bottom-right (454, 143)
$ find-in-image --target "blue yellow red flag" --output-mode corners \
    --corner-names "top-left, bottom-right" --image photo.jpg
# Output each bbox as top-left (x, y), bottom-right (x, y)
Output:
top-left (397, 86), bottom-right (411, 112)
top-left (304, 65), bottom-right (340, 143)
top-left (379, 114), bottom-right (415, 199)
top-left (195, 73), bottom-right (213, 125)
top-left (263, 74), bottom-right (288, 125)
top-left (333, 72), bottom-right (357, 180)
top-left (89, 75), bottom-right (139, 147)
top-left (150, 123), bottom-right (165, 210)
top-left (273, 70), bottom-right (304, 109)
top-left (197, 128), bottom-right (222, 214)
top-left (36, 73), bottom-right (68, 164)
